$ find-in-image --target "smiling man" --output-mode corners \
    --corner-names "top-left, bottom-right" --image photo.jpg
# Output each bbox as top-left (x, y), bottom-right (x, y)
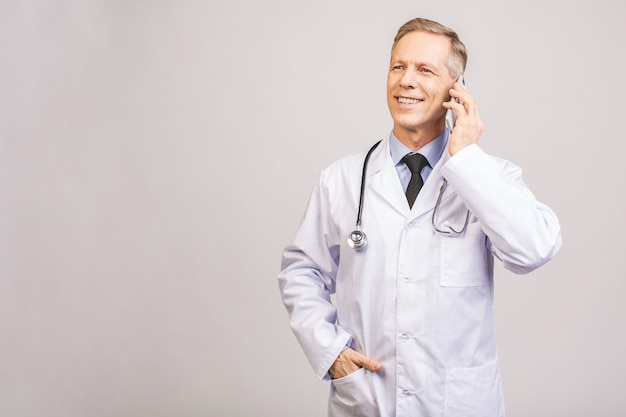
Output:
top-left (279, 17), bottom-right (562, 417)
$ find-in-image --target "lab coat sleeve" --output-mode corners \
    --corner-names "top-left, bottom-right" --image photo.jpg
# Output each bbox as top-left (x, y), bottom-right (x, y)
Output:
top-left (441, 144), bottom-right (562, 274)
top-left (278, 171), bottom-right (352, 381)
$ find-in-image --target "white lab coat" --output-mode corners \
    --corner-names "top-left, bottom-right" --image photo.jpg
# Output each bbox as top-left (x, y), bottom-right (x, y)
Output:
top-left (278, 134), bottom-right (562, 417)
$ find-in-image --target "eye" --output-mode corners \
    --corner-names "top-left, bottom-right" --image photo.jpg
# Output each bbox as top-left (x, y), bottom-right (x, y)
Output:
top-left (418, 67), bottom-right (433, 74)
top-left (391, 64), bottom-right (404, 71)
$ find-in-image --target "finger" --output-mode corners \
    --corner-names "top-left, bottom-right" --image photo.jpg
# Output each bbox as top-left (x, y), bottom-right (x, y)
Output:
top-left (449, 83), bottom-right (474, 107)
top-left (329, 349), bottom-right (361, 379)
top-left (451, 81), bottom-right (469, 96)
top-left (447, 87), bottom-right (482, 122)
top-left (442, 99), bottom-right (465, 114)
top-left (350, 350), bottom-right (383, 372)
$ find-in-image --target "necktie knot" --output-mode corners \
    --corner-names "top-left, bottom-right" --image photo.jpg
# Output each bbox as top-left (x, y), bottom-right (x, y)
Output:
top-left (402, 152), bottom-right (429, 174)
top-left (401, 153), bottom-right (429, 209)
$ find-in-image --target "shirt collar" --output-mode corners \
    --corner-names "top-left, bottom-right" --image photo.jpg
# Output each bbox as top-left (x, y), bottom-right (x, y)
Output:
top-left (389, 129), bottom-right (448, 168)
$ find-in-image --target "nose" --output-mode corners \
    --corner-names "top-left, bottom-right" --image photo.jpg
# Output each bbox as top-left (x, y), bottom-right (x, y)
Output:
top-left (399, 69), bottom-right (418, 89)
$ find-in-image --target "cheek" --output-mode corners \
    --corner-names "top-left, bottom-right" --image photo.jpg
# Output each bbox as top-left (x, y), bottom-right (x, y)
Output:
top-left (386, 78), bottom-right (394, 95)
top-left (433, 81), bottom-right (453, 101)
top-left (426, 87), bottom-right (448, 107)
top-left (387, 71), bottom-right (402, 89)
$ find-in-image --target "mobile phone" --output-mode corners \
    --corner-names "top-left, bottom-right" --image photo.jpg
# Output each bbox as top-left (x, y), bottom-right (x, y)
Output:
top-left (445, 75), bottom-right (466, 132)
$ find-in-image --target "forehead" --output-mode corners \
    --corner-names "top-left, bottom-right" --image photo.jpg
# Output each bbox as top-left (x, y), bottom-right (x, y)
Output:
top-left (391, 31), bottom-right (452, 66)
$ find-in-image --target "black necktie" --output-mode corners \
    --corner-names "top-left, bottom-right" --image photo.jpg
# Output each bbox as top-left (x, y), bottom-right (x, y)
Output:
top-left (402, 153), bottom-right (429, 208)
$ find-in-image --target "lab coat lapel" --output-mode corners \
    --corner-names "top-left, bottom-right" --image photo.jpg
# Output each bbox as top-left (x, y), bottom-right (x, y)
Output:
top-left (366, 138), bottom-right (411, 216)
top-left (409, 143), bottom-right (453, 220)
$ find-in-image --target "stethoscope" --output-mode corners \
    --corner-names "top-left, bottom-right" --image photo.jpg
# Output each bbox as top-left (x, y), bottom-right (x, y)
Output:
top-left (347, 141), bottom-right (471, 251)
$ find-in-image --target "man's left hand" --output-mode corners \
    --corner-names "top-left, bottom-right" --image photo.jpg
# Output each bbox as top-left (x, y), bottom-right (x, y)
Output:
top-left (442, 81), bottom-right (484, 156)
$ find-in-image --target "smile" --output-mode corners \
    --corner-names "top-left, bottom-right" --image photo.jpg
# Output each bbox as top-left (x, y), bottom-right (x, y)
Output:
top-left (397, 97), bottom-right (423, 104)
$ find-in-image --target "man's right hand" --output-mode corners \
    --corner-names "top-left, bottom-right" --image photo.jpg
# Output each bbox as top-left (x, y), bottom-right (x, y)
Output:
top-left (328, 348), bottom-right (383, 379)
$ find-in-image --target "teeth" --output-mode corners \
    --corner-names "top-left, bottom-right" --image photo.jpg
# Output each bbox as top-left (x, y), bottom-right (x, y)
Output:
top-left (398, 97), bottom-right (422, 104)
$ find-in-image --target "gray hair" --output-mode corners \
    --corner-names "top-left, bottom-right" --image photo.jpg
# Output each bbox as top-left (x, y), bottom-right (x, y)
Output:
top-left (392, 17), bottom-right (467, 78)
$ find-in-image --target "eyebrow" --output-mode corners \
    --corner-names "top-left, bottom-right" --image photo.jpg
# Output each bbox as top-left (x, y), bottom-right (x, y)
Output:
top-left (392, 59), bottom-right (454, 79)
top-left (389, 57), bottom-right (441, 69)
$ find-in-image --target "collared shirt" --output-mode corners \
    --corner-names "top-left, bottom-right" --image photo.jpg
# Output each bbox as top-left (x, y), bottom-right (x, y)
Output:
top-left (389, 129), bottom-right (449, 193)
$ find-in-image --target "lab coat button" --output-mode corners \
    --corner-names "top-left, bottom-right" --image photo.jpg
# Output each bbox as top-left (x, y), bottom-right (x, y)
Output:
top-left (403, 277), bottom-right (410, 285)
top-left (400, 333), bottom-right (410, 342)
top-left (402, 389), bottom-right (412, 397)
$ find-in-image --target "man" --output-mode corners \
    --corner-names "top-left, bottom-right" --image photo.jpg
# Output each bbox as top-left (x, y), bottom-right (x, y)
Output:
top-left (278, 17), bottom-right (561, 417)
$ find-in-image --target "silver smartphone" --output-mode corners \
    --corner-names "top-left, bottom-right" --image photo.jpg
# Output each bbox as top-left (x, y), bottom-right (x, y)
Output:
top-left (445, 75), bottom-right (466, 132)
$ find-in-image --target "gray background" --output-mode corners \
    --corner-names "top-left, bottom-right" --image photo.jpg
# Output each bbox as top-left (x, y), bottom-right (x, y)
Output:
top-left (1, 0), bottom-right (624, 416)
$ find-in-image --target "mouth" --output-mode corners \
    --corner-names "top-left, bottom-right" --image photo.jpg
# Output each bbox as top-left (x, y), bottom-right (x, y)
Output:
top-left (397, 96), bottom-right (423, 104)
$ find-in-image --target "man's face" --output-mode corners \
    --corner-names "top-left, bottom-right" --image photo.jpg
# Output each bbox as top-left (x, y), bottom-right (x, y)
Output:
top-left (387, 31), bottom-right (457, 142)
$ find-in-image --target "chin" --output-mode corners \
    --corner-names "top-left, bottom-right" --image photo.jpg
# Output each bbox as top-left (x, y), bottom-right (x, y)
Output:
top-left (394, 117), bottom-right (426, 130)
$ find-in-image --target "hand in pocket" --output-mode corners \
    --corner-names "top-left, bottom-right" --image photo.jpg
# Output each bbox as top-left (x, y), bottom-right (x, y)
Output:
top-left (329, 348), bottom-right (382, 380)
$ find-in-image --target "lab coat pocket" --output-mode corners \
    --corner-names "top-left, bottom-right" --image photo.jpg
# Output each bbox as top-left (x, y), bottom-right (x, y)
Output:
top-left (328, 368), bottom-right (379, 417)
top-left (440, 223), bottom-right (489, 287)
top-left (444, 359), bottom-right (505, 417)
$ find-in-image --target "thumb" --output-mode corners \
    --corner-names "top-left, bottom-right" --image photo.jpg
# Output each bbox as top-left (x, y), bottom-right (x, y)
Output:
top-left (351, 350), bottom-right (383, 372)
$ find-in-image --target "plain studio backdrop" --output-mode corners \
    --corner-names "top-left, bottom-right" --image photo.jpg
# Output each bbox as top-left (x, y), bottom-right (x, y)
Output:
top-left (1, 1), bottom-right (624, 416)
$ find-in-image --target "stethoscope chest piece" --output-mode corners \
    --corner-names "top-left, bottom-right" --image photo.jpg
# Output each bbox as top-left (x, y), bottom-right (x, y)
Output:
top-left (347, 228), bottom-right (368, 251)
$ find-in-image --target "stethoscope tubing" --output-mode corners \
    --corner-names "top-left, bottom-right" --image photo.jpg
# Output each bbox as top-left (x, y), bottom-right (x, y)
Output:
top-left (355, 140), bottom-right (382, 229)
top-left (349, 139), bottom-right (471, 250)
